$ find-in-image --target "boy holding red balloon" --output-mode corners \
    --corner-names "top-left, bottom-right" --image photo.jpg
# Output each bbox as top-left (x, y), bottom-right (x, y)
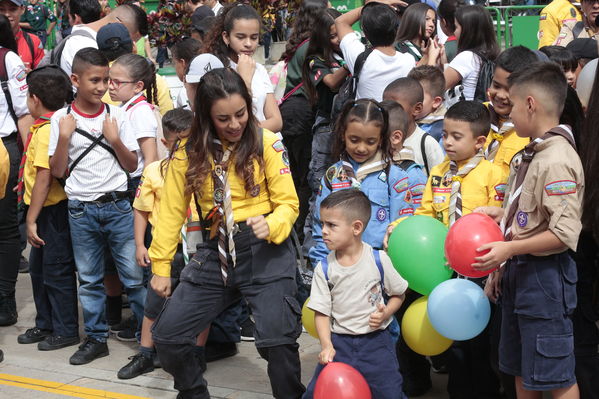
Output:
top-left (474, 62), bottom-right (583, 399)
top-left (304, 189), bottom-right (409, 399)
top-left (388, 100), bottom-right (508, 399)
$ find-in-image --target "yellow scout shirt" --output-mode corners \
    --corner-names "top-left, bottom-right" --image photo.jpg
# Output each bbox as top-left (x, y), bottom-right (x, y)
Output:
top-left (483, 128), bottom-right (529, 177)
top-left (23, 116), bottom-right (67, 206)
top-left (415, 158), bottom-right (507, 226)
top-left (149, 130), bottom-right (299, 277)
top-left (553, 19), bottom-right (598, 47)
top-left (0, 138), bottom-right (8, 199)
top-left (133, 159), bottom-right (200, 234)
top-left (538, 0), bottom-right (582, 48)
top-left (503, 135), bottom-right (584, 254)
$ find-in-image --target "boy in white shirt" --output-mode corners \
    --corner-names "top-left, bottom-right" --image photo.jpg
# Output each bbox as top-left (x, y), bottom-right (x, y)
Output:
top-left (335, 0), bottom-right (416, 101)
top-left (48, 47), bottom-right (146, 366)
top-left (383, 77), bottom-right (445, 176)
top-left (303, 189), bottom-right (408, 399)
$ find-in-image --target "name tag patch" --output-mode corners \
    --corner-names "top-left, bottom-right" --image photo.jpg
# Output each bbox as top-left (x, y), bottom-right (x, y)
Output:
top-left (331, 182), bottom-right (351, 189)
top-left (545, 180), bottom-right (576, 196)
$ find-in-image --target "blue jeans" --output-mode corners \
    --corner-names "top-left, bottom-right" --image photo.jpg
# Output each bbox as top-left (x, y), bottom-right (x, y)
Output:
top-left (68, 198), bottom-right (146, 342)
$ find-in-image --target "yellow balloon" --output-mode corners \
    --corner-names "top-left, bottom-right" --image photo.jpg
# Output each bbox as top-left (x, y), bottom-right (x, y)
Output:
top-left (302, 298), bottom-right (318, 339)
top-left (401, 296), bottom-right (453, 356)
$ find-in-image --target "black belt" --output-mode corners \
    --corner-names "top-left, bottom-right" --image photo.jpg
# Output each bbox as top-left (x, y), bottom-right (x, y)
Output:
top-left (90, 191), bottom-right (130, 204)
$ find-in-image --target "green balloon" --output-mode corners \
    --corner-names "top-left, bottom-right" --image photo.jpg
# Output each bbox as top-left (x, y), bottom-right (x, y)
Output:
top-left (388, 215), bottom-right (452, 295)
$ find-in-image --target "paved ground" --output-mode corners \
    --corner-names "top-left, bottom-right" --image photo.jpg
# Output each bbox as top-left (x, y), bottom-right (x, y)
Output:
top-left (0, 274), bottom-right (449, 398)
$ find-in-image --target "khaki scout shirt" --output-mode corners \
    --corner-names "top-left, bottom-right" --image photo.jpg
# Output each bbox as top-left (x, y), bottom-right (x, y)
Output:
top-left (503, 136), bottom-right (584, 255)
top-left (553, 19), bottom-right (599, 46)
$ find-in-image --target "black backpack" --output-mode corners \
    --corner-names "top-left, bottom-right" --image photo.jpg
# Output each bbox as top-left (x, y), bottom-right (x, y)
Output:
top-left (473, 52), bottom-right (495, 103)
top-left (330, 48), bottom-right (373, 121)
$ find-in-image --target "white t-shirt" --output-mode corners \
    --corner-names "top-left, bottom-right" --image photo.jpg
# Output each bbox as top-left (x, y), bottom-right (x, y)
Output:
top-left (0, 49), bottom-right (29, 137)
top-left (60, 25), bottom-right (98, 77)
top-left (175, 89), bottom-right (191, 110)
top-left (212, 1), bottom-right (223, 15)
top-left (309, 243), bottom-right (408, 335)
top-left (123, 93), bottom-right (158, 177)
top-left (404, 126), bottom-right (445, 176)
top-left (48, 103), bottom-right (139, 201)
top-left (340, 33), bottom-right (416, 101)
top-left (229, 59), bottom-right (273, 122)
top-left (447, 50), bottom-right (481, 101)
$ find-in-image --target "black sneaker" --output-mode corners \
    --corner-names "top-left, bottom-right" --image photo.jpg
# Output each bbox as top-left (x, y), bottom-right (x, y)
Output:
top-left (116, 327), bottom-right (137, 342)
top-left (69, 338), bottom-right (109, 365)
top-left (240, 318), bottom-right (255, 342)
top-left (205, 342), bottom-right (238, 362)
top-left (38, 335), bottom-right (80, 351)
top-left (117, 353), bottom-right (154, 379)
top-left (17, 327), bottom-right (52, 344)
top-left (0, 294), bottom-right (17, 326)
top-left (110, 315), bottom-right (136, 333)
top-left (18, 256), bottom-right (29, 273)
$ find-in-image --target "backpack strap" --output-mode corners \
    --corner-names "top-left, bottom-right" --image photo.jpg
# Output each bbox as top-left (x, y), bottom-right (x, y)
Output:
top-left (23, 32), bottom-right (35, 62)
top-left (0, 48), bottom-right (19, 128)
top-left (420, 132), bottom-right (431, 175)
top-left (572, 21), bottom-right (585, 39)
top-left (372, 249), bottom-right (385, 293)
top-left (321, 255), bottom-right (330, 281)
top-left (353, 47), bottom-right (373, 81)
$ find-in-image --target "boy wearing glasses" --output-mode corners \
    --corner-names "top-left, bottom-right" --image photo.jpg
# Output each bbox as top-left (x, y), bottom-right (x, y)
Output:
top-left (48, 48), bottom-right (146, 365)
top-left (19, 65), bottom-right (79, 351)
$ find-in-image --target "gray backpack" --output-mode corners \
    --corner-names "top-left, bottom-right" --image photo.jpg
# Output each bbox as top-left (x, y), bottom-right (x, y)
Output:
top-left (38, 29), bottom-right (96, 68)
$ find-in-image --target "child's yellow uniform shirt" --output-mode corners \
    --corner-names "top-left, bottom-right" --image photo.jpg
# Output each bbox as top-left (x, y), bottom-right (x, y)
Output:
top-left (415, 158), bottom-right (507, 226)
top-left (483, 126), bottom-right (529, 178)
top-left (149, 130), bottom-right (299, 277)
top-left (133, 160), bottom-right (164, 229)
top-left (0, 138), bottom-right (8, 199)
top-left (133, 159), bottom-right (200, 232)
top-left (23, 118), bottom-right (67, 206)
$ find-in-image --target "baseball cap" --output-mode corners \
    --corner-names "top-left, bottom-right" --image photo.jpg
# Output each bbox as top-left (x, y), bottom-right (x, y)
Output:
top-left (96, 23), bottom-right (132, 51)
top-left (7, 0), bottom-right (24, 6)
top-left (185, 54), bottom-right (224, 83)
top-left (566, 38), bottom-right (599, 60)
top-left (191, 5), bottom-right (215, 26)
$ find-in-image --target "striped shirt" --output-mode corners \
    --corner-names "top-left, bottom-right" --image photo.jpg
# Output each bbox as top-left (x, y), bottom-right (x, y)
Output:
top-left (48, 103), bottom-right (139, 201)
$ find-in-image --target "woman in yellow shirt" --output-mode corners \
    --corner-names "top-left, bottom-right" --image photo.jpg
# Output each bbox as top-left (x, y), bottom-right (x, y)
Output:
top-left (148, 68), bottom-right (305, 398)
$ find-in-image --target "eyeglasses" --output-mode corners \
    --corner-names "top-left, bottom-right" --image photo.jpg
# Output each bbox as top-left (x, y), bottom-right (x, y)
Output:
top-left (108, 78), bottom-right (136, 88)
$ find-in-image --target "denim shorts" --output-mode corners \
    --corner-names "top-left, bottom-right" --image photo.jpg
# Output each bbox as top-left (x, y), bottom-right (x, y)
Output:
top-left (499, 253), bottom-right (577, 391)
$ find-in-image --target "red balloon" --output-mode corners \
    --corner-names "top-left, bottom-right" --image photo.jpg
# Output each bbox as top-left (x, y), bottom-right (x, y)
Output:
top-left (314, 362), bottom-right (372, 399)
top-left (445, 213), bottom-right (504, 278)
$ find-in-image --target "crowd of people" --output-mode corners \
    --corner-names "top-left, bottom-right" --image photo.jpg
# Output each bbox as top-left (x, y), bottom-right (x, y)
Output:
top-left (1, 0), bottom-right (599, 398)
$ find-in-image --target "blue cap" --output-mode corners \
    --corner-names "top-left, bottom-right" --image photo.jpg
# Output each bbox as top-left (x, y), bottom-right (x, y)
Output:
top-left (96, 23), bottom-right (132, 51)
top-left (9, 0), bottom-right (24, 6)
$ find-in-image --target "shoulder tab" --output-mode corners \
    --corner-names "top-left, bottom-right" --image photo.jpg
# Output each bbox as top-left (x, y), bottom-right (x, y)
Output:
top-left (321, 256), bottom-right (330, 281)
top-left (572, 21), bottom-right (585, 39)
top-left (397, 159), bottom-right (416, 171)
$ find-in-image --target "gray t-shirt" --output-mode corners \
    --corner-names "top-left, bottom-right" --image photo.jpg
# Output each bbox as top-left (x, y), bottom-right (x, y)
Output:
top-left (309, 243), bottom-right (408, 335)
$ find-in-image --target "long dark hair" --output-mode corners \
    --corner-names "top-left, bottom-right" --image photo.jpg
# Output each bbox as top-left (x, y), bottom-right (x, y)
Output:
top-left (396, 3), bottom-right (436, 45)
top-left (580, 62), bottom-right (599, 239)
top-left (280, 0), bottom-right (327, 61)
top-left (113, 53), bottom-right (158, 105)
top-left (455, 5), bottom-right (499, 60)
top-left (332, 99), bottom-right (391, 161)
top-left (301, 8), bottom-right (341, 105)
top-left (201, 3), bottom-right (261, 68)
top-left (185, 68), bottom-right (263, 195)
top-left (0, 16), bottom-right (17, 53)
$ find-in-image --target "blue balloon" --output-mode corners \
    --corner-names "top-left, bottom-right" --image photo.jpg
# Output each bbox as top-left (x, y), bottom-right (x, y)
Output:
top-left (427, 279), bottom-right (491, 341)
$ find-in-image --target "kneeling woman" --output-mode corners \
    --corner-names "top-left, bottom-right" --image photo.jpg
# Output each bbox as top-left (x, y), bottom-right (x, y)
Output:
top-left (148, 68), bottom-right (305, 399)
